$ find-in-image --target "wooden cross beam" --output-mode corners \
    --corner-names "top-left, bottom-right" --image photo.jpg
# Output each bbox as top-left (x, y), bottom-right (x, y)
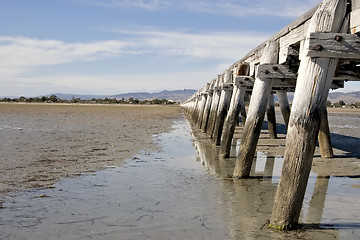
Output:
top-left (307, 32), bottom-right (360, 59)
top-left (234, 76), bottom-right (254, 86)
top-left (257, 64), bottom-right (297, 80)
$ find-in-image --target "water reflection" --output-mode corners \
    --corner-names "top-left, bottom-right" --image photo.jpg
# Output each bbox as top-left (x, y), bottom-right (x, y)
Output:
top-left (0, 118), bottom-right (358, 239)
top-left (187, 118), bottom-right (359, 239)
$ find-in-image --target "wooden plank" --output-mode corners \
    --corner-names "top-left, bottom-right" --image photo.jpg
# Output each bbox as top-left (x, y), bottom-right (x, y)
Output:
top-left (279, 21), bottom-right (309, 63)
top-left (257, 64), bottom-right (297, 79)
top-left (353, 0), bottom-right (360, 11)
top-left (334, 74), bottom-right (360, 81)
top-left (272, 79), bottom-right (297, 87)
top-left (234, 76), bottom-right (255, 87)
top-left (272, 87), bottom-right (296, 92)
top-left (230, 4), bottom-right (319, 69)
top-left (307, 32), bottom-right (360, 59)
top-left (351, 8), bottom-right (360, 33)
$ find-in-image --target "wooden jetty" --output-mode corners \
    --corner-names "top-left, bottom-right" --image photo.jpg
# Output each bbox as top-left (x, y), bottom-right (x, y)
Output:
top-left (182, 0), bottom-right (360, 230)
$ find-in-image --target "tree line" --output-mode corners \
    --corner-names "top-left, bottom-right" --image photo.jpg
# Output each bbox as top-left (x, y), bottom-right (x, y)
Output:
top-left (326, 100), bottom-right (360, 108)
top-left (0, 95), bottom-right (176, 105)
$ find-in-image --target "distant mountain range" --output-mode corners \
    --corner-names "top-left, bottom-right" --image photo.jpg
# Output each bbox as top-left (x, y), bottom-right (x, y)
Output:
top-left (49, 89), bottom-right (197, 102)
top-left (327, 91), bottom-right (360, 103)
top-left (285, 91), bottom-right (360, 103)
top-left (49, 90), bottom-right (360, 103)
top-left (112, 90), bottom-right (197, 102)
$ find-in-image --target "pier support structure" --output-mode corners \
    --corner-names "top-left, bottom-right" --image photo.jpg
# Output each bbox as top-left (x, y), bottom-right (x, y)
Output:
top-left (233, 41), bottom-right (279, 178)
top-left (269, 0), bottom-right (348, 229)
top-left (181, 0), bottom-right (360, 232)
top-left (212, 70), bottom-right (234, 145)
top-left (219, 64), bottom-right (250, 157)
top-left (266, 92), bottom-right (277, 139)
top-left (276, 90), bottom-right (291, 128)
top-left (200, 87), bottom-right (214, 132)
top-left (206, 75), bottom-right (223, 138)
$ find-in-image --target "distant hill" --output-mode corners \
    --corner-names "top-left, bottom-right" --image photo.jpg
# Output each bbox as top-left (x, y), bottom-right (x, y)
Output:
top-left (275, 91), bottom-right (360, 103)
top-left (47, 90), bottom-right (360, 103)
top-left (49, 89), bottom-right (197, 102)
top-left (47, 93), bottom-right (109, 100)
top-left (112, 89), bottom-right (197, 102)
top-left (327, 91), bottom-right (360, 103)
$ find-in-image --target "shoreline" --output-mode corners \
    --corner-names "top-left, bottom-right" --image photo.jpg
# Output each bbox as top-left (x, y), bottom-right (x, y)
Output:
top-left (1, 104), bottom-right (358, 198)
top-left (0, 101), bottom-right (180, 106)
top-left (0, 103), bottom-right (183, 198)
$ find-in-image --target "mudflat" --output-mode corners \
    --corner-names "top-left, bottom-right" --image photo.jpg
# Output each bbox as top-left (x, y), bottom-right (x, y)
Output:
top-left (0, 103), bottom-right (182, 196)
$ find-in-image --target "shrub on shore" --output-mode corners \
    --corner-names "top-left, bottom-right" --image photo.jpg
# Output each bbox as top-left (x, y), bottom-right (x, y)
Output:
top-left (0, 95), bottom-right (177, 105)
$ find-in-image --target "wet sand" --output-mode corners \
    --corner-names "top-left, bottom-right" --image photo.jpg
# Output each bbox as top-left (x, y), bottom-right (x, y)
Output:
top-left (0, 105), bottom-right (359, 239)
top-left (0, 103), bottom-right (182, 197)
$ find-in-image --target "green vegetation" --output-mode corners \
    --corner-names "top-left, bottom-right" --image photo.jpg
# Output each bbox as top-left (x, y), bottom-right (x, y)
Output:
top-left (274, 100), bottom-right (360, 109)
top-left (0, 95), bottom-right (176, 105)
top-left (327, 100), bottom-right (360, 108)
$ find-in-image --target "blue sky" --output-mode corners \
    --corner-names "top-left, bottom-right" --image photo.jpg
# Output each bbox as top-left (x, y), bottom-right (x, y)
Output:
top-left (3, 0), bottom-right (356, 97)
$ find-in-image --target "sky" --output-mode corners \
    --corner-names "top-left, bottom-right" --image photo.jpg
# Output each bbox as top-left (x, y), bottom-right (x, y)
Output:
top-left (2, 0), bottom-right (356, 97)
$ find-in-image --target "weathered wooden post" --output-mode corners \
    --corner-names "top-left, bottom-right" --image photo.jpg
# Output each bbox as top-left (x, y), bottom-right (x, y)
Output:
top-left (206, 75), bottom-right (223, 137)
top-left (237, 64), bottom-right (249, 126)
top-left (276, 90), bottom-right (291, 127)
top-left (233, 41), bottom-right (279, 178)
top-left (269, 0), bottom-right (347, 230)
top-left (200, 87), bottom-right (213, 132)
top-left (239, 92), bottom-right (247, 126)
top-left (195, 89), bottom-right (206, 126)
top-left (191, 94), bottom-right (200, 123)
top-left (196, 84), bottom-right (210, 128)
top-left (318, 109), bottom-right (334, 157)
top-left (266, 92), bottom-right (278, 139)
top-left (212, 70), bottom-right (234, 145)
top-left (219, 64), bottom-right (249, 158)
top-left (196, 93), bottom-right (207, 127)
top-left (219, 85), bottom-right (247, 157)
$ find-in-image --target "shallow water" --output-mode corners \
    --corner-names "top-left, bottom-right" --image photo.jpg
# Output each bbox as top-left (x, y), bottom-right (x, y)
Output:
top-left (0, 117), bottom-right (359, 239)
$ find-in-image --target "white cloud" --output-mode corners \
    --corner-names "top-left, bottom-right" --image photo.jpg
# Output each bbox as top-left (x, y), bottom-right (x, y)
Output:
top-left (0, 29), bottom-right (269, 75)
top-left (203, 0), bottom-right (323, 18)
top-left (78, 0), bottom-right (322, 17)
top-left (0, 36), bottom-right (138, 76)
top-left (0, 30), bottom-right (269, 96)
top-left (1, 71), bottom-right (213, 97)
top-left (104, 29), bottom-right (270, 61)
top-left (78, 0), bottom-right (170, 10)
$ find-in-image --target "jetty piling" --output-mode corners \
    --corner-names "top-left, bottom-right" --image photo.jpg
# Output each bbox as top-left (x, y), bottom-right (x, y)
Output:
top-left (276, 90), bottom-right (291, 128)
top-left (212, 70), bottom-right (234, 145)
top-left (219, 76), bottom-right (249, 158)
top-left (266, 92), bottom-right (277, 139)
top-left (233, 40), bottom-right (279, 178)
top-left (270, 0), bottom-right (348, 229)
top-left (182, 0), bottom-right (360, 230)
top-left (206, 76), bottom-right (222, 138)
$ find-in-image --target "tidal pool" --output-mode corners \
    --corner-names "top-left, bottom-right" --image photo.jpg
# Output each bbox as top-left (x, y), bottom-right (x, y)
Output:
top-left (0, 117), bottom-right (359, 239)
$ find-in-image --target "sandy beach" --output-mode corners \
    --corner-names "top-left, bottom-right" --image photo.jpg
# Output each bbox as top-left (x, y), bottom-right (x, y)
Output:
top-left (0, 104), bottom-right (359, 239)
top-left (0, 103), bottom-right (182, 197)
